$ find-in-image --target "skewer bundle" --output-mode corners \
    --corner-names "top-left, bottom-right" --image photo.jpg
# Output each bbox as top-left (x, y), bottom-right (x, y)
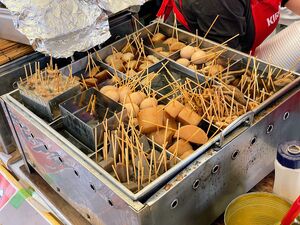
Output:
top-left (19, 59), bottom-right (79, 101)
top-left (94, 115), bottom-right (179, 193)
top-left (75, 20), bottom-right (297, 194)
top-left (171, 58), bottom-right (296, 129)
top-left (149, 26), bottom-right (186, 57)
top-left (89, 63), bottom-right (213, 192)
top-left (80, 53), bottom-right (112, 91)
top-left (103, 35), bottom-right (160, 76)
top-left (220, 58), bottom-right (296, 106)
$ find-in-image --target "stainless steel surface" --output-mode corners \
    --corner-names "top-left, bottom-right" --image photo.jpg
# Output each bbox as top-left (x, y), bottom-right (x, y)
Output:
top-left (145, 87), bottom-right (300, 225)
top-left (0, 103), bottom-right (14, 153)
top-left (2, 22), bottom-right (300, 225)
top-left (107, 11), bottom-right (135, 44)
top-left (3, 91), bottom-right (145, 225)
top-left (3, 81), bottom-right (299, 225)
top-left (59, 57), bottom-right (222, 201)
top-left (59, 88), bottom-right (125, 149)
top-left (18, 80), bottom-right (81, 122)
top-left (0, 55), bottom-right (49, 154)
top-left (0, 56), bottom-right (50, 96)
top-left (0, 52), bottom-right (42, 74)
top-left (19, 164), bottom-right (91, 225)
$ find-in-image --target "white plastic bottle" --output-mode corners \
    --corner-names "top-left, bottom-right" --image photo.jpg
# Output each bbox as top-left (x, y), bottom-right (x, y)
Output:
top-left (273, 141), bottom-right (300, 203)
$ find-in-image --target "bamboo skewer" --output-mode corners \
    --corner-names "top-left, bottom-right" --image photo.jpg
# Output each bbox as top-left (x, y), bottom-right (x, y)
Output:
top-left (95, 127), bottom-right (98, 162)
top-left (112, 165), bottom-right (121, 182)
top-left (112, 132), bottom-right (117, 168)
top-left (141, 163), bottom-right (144, 188)
top-left (153, 146), bottom-right (157, 178)
top-left (125, 146), bottom-right (130, 185)
top-left (132, 16), bottom-right (154, 36)
top-left (137, 160), bottom-right (141, 191)
top-left (148, 145), bottom-right (154, 184)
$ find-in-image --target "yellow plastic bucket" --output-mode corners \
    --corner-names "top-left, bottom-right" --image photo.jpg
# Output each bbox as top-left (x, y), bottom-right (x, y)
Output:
top-left (224, 192), bottom-right (291, 225)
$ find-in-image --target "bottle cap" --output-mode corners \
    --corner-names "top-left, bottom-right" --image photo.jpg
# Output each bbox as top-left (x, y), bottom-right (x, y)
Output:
top-left (277, 141), bottom-right (300, 169)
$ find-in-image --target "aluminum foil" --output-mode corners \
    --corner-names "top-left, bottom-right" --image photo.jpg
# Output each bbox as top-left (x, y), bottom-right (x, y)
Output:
top-left (95, 0), bottom-right (146, 14)
top-left (0, 0), bottom-right (146, 58)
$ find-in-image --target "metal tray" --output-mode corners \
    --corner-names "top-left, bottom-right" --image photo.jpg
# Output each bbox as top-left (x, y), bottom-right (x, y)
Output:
top-left (2, 22), bottom-right (300, 225)
top-left (18, 77), bottom-right (81, 122)
top-left (2, 75), bottom-right (299, 225)
top-left (59, 88), bottom-right (125, 149)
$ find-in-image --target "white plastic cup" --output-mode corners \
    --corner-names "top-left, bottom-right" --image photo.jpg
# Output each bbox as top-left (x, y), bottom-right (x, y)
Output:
top-left (255, 21), bottom-right (300, 72)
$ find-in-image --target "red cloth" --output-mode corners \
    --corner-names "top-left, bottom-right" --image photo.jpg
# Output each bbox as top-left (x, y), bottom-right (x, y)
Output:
top-left (251, 0), bottom-right (281, 52)
top-left (157, 0), bottom-right (281, 52)
top-left (157, 0), bottom-right (190, 30)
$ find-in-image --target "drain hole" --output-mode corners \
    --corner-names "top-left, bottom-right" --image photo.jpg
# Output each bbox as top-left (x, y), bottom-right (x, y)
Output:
top-left (58, 156), bottom-right (63, 163)
top-left (231, 150), bottom-right (240, 160)
top-left (170, 199), bottom-right (178, 209)
top-left (86, 214), bottom-right (90, 220)
top-left (74, 170), bottom-right (79, 177)
top-left (108, 199), bottom-right (113, 206)
top-left (266, 125), bottom-right (273, 134)
top-left (250, 137), bottom-right (256, 146)
top-left (56, 187), bottom-right (60, 192)
top-left (90, 184), bottom-right (96, 191)
top-left (212, 165), bottom-right (220, 174)
top-left (283, 112), bottom-right (290, 120)
top-left (192, 179), bottom-right (200, 190)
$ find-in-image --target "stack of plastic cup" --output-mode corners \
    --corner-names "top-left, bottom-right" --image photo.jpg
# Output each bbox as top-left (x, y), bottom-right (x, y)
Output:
top-left (255, 21), bottom-right (300, 72)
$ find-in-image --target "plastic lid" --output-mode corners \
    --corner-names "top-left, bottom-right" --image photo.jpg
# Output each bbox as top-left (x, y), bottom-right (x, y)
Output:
top-left (277, 141), bottom-right (300, 169)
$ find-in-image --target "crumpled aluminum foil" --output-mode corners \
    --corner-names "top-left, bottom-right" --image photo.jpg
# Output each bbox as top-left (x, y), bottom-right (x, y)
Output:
top-left (95, 0), bottom-right (146, 14)
top-left (1, 0), bottom-right (146, 58)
